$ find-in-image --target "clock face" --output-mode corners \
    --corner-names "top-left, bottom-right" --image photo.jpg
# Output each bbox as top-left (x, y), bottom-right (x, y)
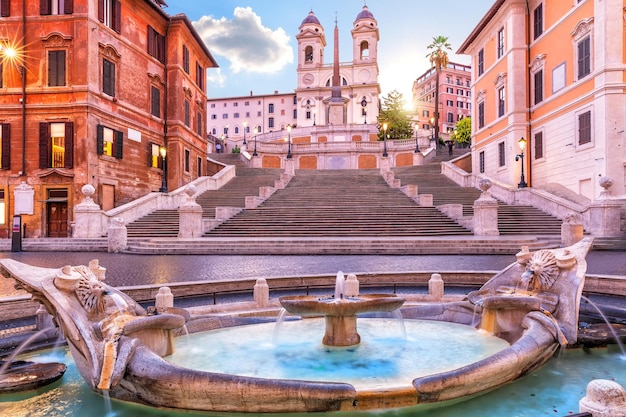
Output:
top-left (303, 73), bottom-right (314, 85)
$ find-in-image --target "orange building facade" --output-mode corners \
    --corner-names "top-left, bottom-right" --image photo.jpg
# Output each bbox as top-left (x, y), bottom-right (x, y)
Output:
top-left (411, 62), bottom-right (472, 136)
top-left (0, 0), bottom-right (217, 238)
top-left (458, 0), bottom-right (625, 201)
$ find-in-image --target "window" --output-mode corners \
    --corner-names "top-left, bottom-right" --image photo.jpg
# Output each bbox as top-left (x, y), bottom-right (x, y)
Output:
top-left (0, 123), bottom-right (9, 170)
top-left (40, 0), bottom-right (73, 15)
top-left (305, 46), bottom-right (313, 62)
top-left (197, 156), bottom-right (202, 177)
top-left (151, 86), bottom-right (161, 118)
top-left (457, 89), bottom-right (463, 95)
top-left (477, 49), bottom-right (484, 76)
top-left (97, 124), bottom-right (123, 159)
top-left (268, 117), bottom-right (274, 128)
top-left (478, 102), bottom-right (485, 128)
top-left (48, 50), bottom-right (66, 87)
top-left (446, 87), bottom-right (453, 94)
top-left (0, 63), bottom-right (3, 88)
top-left (39, 122), bottom-right (74, 168)
top-left (497, 87), bottom-right (505, 117)
top-left (182, 45), bottom-right (189, 74)
top-left (102, 58), bottom-right (115, 97)
top-left (98, 0), bottom-right (121, 33)
top-left (534, 131), bottom-right (544, 159)
top-left (497, 27), bottom-right (505, 58)
top-left (447, 112), bottom-right (454, 123)
top-left (577, 36), bottom-right (591, 80)
top-left (359, 40), bottom-right (369, 59)
top-left (147, 26), bottom-right (165, 63)
top-left (184, 149), bottom-right (190, 172)
top-left (0, 0), bottom-right (10, 17)
top-left (498, 142), bottom-right (505, 167)
top-left (422, 110), bottom-right (429, 118)
top-left (233, 113), bottom-right (239, 119)
top-left (293, 109), bottom-right (297, 119)
top-left (533, 4), bottom-right (543, 40)
top-left (196, 111), bottom-right (203, 136)
top-left (457, 101), bottom-right (464, 108)
top-left (149, 143), bottom-right (164, 168)
top-left (578, 110), bottom-right (591, 145)
top-left (268, 103), bottom-right (274, 114)
top-left (531, 69), bottom-right (544, 105)
top-left (479, 151), bottom-right (485, 173)
top-left (446, 100), bottom-right (453, 106)
top-left (195, 61), bottom-right (204, 90)
top-left (184, 100), bottom-right (190, 127)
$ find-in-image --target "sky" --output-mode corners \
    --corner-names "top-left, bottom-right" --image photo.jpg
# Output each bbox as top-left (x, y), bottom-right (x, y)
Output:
top-left (164, 1), bottom-right (495, 102)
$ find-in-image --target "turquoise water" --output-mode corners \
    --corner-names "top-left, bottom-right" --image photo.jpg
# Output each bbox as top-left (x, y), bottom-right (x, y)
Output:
top-left (1, 328), bottom-right (625, 417)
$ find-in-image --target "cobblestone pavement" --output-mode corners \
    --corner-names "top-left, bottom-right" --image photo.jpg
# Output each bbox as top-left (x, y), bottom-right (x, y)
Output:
top-left (1, 250), bottom-right (624, 288)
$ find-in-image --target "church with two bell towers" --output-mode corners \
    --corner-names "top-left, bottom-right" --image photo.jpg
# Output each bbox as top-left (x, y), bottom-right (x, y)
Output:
top-left (294, 6), bottom-right (381, 127)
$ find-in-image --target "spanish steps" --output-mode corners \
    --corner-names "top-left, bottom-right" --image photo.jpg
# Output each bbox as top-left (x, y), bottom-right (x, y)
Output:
top-left (123, 151), bottom-right (568, 254)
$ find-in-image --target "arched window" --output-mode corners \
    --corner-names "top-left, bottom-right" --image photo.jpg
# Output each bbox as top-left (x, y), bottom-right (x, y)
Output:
top-left (305, 46), bottom-right (313, 62)
top-left (360, 41), bottom-right (369, 59)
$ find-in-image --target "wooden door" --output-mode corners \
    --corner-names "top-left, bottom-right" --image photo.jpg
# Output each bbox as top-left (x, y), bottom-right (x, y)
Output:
top-left (47, 202), bottom-right (68, 237)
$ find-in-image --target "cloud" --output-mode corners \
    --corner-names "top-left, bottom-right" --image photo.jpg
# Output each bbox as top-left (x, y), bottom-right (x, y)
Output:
top-left (193, 7), bottom-right (293, 74)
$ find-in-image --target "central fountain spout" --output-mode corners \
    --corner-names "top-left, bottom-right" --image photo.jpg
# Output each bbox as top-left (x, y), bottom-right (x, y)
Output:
top-left (279, 272), bottom-right (405, 347)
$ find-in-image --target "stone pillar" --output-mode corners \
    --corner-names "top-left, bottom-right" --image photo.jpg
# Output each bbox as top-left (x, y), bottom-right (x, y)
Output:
top-left (107, 217), bottom-right (127, 253)
top-left (587, 176), bottom-right (622, 237)
top-left (344, 274), bottom-right (359, 297)
top-left (73, 184), bottom-right (105, 238)
top-left (429, 273), bottom-right (444, 300)
top-left (253, 278), bottom-right (270, 308)
top-left (561, 212), bottom-right (584, 246)
top-left (284, 158), bottom-right (295, 176)
top-left (155, 287), bottom-right (174, 311)
top-left (579, 379), bottom-right (626, 417)
top-left (178, 185), bottom-right (203, 238)
top-left (379, 155), bottom-right (391, 174)
top-left (89, 259), bottom-right (107, 281)
top-left (473, 179), bottom-right (499, 236)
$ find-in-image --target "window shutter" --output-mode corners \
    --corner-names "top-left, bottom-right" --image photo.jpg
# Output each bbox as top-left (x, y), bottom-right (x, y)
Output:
top-left (147, 26), bottom-right (155, 56)
top-left (64, 122), bottom-right (73, 168)
top-left (97, 0), bottom-right (104, 22)
top-left (40, 0), bottom-right (50, 16)
top-left (1, 124), bottom-right (10, 170)
top-left (113, 0), bottom-right (121, 33)
top-left (39, 123), bottom-right (50, 169)
top-left (115, 130), bottom-right (123, 159)
top-left (148, 142), bottom-right (153, 167)
top-left (0, 0), bottom-right (10, 17)
top-left (96, 124), bottom-right (104, 155)
top-left (64, 0), bottom-right (73, 14)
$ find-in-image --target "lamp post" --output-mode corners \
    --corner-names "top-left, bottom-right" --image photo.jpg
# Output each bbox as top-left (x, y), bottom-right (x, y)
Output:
top-left (429, 116), bottom-right (436, 152)
top-left (515, 137), bottom-right (528, 188)
top-left (252, 127), bottom-right (258, 156)
top-left (242, 121), bottom-right (247, 145)
top-left (414, 125), bottom-right (420, 153)
top-left (313, 112), bottom-right (316, 126)
top-left (361, 98), bottom-right (367, 124)
top-left (159, 146), bottom-right (168, 193)
top-left (286, 125), bottom-right (292, 159)
top-left (382, 122), bottom-right (388, 157)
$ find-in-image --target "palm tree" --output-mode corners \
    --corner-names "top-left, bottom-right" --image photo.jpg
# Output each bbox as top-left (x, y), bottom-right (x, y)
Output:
top-left (426, 36), bottom-right (452, 145)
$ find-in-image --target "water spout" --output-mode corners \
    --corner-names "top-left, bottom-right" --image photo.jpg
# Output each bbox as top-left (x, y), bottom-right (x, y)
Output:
top-left (334, 271), bottom-right (345, 300)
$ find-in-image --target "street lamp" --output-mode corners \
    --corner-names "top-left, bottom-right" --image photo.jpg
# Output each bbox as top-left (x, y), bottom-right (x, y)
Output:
top-left (414, 125), bottom-right (420, 153)
top-left (361, 98), bottom-right (367, 124)
top-left (382, 122), bottom-right (388, 157)
top-left (242, 121), bottom-right (247, 145)
top-left (286, 125), bottom-right (292, 159)
top-left (252, 127), bottom-right (258, 156)
top-left (429, 116), bottom-right (436, 151)
top-left (159, 146), bottom-right (168, 193)
top-left (313, 112), bottom-right (316, 126)
top-left (515, 137), bottom-right (528, 188)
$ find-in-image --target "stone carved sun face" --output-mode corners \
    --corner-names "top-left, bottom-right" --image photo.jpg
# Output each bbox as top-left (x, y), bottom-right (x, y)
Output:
top-left (522, 250), bottom-right (559, 291)
top-left (73, 265), bottom-right (107, 316)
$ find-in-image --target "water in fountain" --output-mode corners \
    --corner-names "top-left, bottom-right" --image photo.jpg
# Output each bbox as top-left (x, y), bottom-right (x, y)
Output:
top-left (581, 295), bottom-right (626, 358)
top-left (335, 271), bottom-right (345, 300)
top-left (0, 327), bottom-right (61, 376)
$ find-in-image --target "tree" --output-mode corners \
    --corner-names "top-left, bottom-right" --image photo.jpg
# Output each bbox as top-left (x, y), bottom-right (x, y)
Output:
top-left (451, 117), bottom-right (471, 146)
top-left (426, 36), bottom-right (452, 142)
top-left (377, 90), bottom-right (413, 140)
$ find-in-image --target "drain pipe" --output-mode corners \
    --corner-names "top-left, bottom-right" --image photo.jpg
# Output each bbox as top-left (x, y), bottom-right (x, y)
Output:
top-left (525, 0), bottom-right (532, 187)
top-left (20, 0), bottom-right (26, 176)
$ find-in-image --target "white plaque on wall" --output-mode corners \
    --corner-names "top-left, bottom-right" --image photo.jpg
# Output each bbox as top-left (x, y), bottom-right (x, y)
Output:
top-left (14, 182), bottom-right (34, 215)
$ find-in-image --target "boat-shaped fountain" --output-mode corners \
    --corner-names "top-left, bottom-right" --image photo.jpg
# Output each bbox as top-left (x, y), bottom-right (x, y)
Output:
top-left (0, 238), bottom-right (594, 413)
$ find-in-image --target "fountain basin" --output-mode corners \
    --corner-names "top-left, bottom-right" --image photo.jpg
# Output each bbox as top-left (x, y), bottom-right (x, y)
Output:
top-left (279, 294), bottom-right (405, 317)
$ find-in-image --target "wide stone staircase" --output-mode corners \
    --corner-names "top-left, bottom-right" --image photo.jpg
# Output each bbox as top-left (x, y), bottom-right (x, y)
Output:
top-left (125, 156), bottom-right (283, 237)
top-left (204, 169), bottom-right (473, 238)
top-left (392, 164), bottom-right (564, 237)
